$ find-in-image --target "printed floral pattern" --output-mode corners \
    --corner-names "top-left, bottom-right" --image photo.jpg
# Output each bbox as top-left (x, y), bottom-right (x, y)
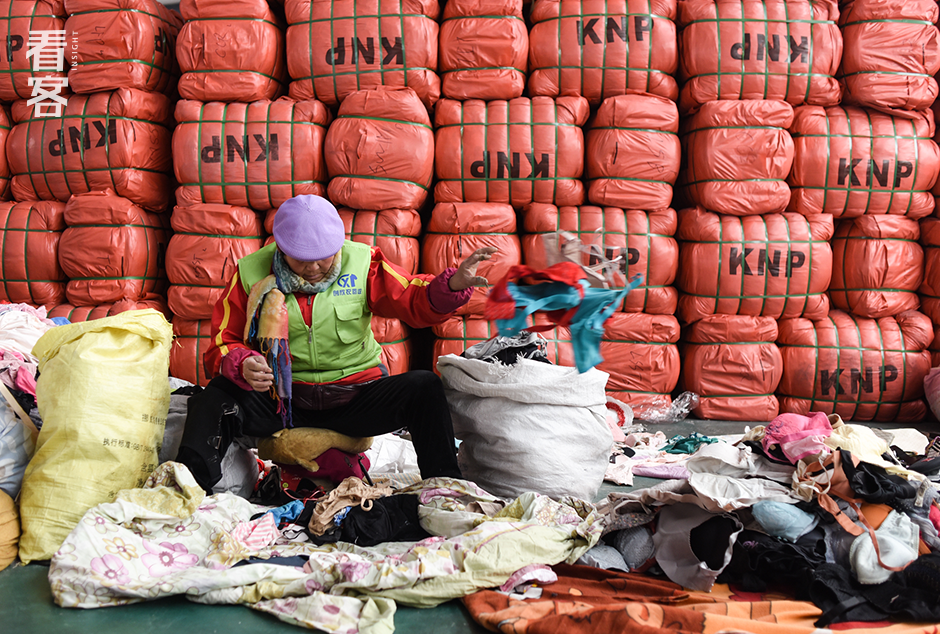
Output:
top-left (49, 469), bottom-right (600, 633)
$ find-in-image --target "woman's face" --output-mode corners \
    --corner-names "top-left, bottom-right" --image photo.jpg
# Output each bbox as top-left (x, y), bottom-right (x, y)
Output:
top-left (283, 253), bottom-right (336, 284)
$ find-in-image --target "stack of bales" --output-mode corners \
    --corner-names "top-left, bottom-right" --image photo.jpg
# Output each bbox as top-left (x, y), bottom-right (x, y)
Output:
top-left (672, 0), bottom-right (843, 421)
top-left (0, 0), bottom-right (179, 320)
top-left (426, 0), bottom-right (527, 363)
top-left (282, 0), bottom-right (451, 378)
top-left (168, 0), bottom-right (290, 383)
top-left (489, 0), bottom-right (682, 414)
top-left (776, 0), bottom-right (939, 423)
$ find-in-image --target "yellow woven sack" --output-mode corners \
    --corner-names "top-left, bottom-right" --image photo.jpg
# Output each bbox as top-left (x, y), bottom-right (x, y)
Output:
top-left (18, 309), bottom-right (172, 563)
top-left (0, 490), bottom-right (18, 571)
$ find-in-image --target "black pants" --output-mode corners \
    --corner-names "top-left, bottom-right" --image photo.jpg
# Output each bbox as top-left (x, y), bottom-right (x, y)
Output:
top-left (177, 370), bottom-right (461, 492)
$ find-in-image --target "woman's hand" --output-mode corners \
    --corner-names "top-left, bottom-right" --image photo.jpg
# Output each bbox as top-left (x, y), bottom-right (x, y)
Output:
top-left (449, 247), bottom-right (499, 291)
top-left (242, 355), bottom-right (274, 392)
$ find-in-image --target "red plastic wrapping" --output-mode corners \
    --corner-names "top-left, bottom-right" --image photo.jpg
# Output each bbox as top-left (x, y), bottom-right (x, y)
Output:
top-left (920, 217), bottom-right (940, 326)
top-left (285, 0), bottom-right (440, 108)
top-left (521, 204), bottom-right (678, 315)
top-left (170, 318), bottom-right (212, 386)
top-left (0, 0), bottom-right (69, 102)
top-left (339, 208), bottom-right (421, 275)
top-left (830, 216), bottom-right (924, 319)
top-left (65, 0), bottom-right (182, 94)
top-left (165, 203), bottom-right (265, 320)
top-left (528, 0), bottom-right (678, 104)
top-left (8, 88), bottom-right (173, 211)
top-left (839, 0), bottom-right (940, 113)
top-left (173, 98), bottom-right (331, 211)
top-left (434, 96), bottom-right (589, 207)
top-left (432, 317), bottom-right (502, 367)
top-left (176, 0), bottom-right (286, 102)
top-left (372, 315), bottom-right (411, 376)
top-left (777, 309), bottom-right (933, 422)
top-left (0, 105), bottom-right (9, 200)
top-left (60, 190), bottom-right (169, 307)
top-left (678, 100), bottom-right (794, 216)
top-left (929, 324), bottom-right (940, 367)
top-left (677, 0), bottom-right (842, 113)
top-left (0, 200), bottom-right (65, 306)
top-left (682, 315), bottom-right (782, 421)
top-left (439, 0), bottom-right (527, 100)
top-left (789, 106), bottom-right (939, 218)
top-left (47, 298), bottom-right (169, 321)
top-left (325, 88), bottom-right (434, 211)
top-left (676, 207), bottom-right (834, 323)
top-left (585, 94), bottom-right (680, 211)
top-left (537, 312), bottom-right (680, 412)
top-left (421, 202), bottom-right (521, 316)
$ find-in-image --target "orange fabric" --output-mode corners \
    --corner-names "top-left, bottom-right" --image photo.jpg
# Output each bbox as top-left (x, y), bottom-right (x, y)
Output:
top-left (173, 99), bottom-right (331, 211)
top-left (829, 216), bottom-right (924, 319)
top-left (165, 204), bottom-right (265, 321)
top-left (777, 309), bottom-right (934, 423)
top-left (839, 0), bottom-right (940, 113)
top-left (65, 0), bottom-right (182, 94)
top-left (677, 0), bottom-right (842, 114)
top-left (788, 106), bottom-right (939, 218)
top-left (434, 96), bottom-right (589, 207)
top-left (465, 565), bottom-right (940, 634)
top-left (521, 204), bottom-right (678, 315)
top-left (60, 190), bottom-right (170, 306)
top-left (682, 315), bottom-right (782, 422)
top-left (170, 318), bottom-right (212, 386)
top-left (528, 0), bottom-right (679, 104)
top-left (8, 89), bottom-right (173, 212)
top-left (535, 312), bottom-right (680, 413)
top-left (0, 201), bottom-right (66, 306)
top-left (918, 217), bottom-right (940, 325)
top-left (585, 93), bottom-right (680, 211)
top-left (284, 0), bottom-right (440, 108)
top-left (675, 207), bottom-right (834, 323)
top-left (0, 0), bottom-right (68, 102)
top-left (678, 100), bottom-right (794, 216)
top-left (439, 0), bottom-right (527, 100)
top-left (421, 202), bottom-right (521, 316)
top-left (177, 0), bottom-right (285, 102)
top-left (325, 88), bottom-right (434, 211)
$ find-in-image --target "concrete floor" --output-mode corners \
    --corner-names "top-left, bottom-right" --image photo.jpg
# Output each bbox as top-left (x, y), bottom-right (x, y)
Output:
top-left (2, 417), bottom-right (937, 633)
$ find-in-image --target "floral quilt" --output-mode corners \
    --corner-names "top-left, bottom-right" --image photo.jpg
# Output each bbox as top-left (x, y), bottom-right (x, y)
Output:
top-left (48, 463), bottom-right (603, 633)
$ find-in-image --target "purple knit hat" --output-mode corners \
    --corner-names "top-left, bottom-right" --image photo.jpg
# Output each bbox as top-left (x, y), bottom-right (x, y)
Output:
top-left (272, 195), bottom-right (345, 261)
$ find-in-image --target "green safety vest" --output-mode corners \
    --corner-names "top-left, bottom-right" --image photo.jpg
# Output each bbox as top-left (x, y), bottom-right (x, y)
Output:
top-left (237, 241), bottom-right (382, 384)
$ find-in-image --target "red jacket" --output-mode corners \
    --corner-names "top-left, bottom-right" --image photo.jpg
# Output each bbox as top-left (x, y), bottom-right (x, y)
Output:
top-left (205, 246), bottom-right (471, 387)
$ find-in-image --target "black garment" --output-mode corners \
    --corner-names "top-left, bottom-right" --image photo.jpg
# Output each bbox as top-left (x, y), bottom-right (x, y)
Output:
top-left (810, 554), bottom-right (940, 626)
top-left (177, 370), bottom-right (461, 492)
top-left (839, 449), bottom-right (917, 511)
top-left (339, 494), bottom-right (430, 547)
top-left (717, 528), bottom-right (827, 600)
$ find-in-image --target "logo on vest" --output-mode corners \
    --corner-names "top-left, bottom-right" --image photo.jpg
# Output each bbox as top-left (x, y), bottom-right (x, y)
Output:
top-left (334, 273), bottom-right (361, 296)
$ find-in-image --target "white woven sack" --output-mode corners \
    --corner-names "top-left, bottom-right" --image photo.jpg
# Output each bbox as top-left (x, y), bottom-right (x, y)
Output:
top-left (437, 354), bottom-right (612, 501)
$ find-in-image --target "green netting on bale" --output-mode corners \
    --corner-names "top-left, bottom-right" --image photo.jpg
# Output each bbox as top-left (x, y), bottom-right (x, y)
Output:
top-left (684, 1), bottom-right (837, 103)
top-left (181, 101), bottom-right (327, 209)
top-left (778, 312), bottom-right (915, 421)
top-left (790, 107), bottom-right (928, 216)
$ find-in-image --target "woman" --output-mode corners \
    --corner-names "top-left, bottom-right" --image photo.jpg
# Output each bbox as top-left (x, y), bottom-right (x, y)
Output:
top-left (177, 194), bottom-right (496, 492)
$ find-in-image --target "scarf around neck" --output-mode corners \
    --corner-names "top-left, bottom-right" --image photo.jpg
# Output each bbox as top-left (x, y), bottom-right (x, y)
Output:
top-left (244, 247), bottom-right (343, 427)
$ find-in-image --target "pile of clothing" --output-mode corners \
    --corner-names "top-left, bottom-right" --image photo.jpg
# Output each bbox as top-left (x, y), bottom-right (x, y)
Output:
top-left (587, 411), bottom-right (940, 627)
